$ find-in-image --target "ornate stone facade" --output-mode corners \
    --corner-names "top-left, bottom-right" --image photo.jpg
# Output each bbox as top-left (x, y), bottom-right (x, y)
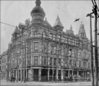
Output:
top-left (6, 0), bottom-right (91, 82)
top-left (0, 51), bottom-right (8, 80)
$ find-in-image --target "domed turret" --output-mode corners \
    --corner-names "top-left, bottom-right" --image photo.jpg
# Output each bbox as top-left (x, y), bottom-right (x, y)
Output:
top-left (31, 0), bottom-right (45, 22)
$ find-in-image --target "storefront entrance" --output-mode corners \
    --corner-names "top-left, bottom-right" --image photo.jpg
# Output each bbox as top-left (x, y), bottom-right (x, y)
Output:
top-left (34, 69), bottom-right (39, 81)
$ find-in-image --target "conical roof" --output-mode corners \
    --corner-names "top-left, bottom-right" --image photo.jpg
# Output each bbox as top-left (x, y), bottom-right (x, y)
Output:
top-left (14, 26), bottom-right (20, 34)
top-left (78, 22), bottom-right (86, 38)
top-left (12, 26), bottom-right (20, 37)
top-left (44, 17), bottom-right (51, 27)
top-left (54, 15), bottom-right (63, 27)
top-left (66, 25), bottom-right (74, 35)
top-left (70, 25), bottom-right (74, 34)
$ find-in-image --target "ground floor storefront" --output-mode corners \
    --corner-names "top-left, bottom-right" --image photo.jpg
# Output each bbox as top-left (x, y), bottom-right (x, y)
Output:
top-left (8, 67), bottom-right (91, 82)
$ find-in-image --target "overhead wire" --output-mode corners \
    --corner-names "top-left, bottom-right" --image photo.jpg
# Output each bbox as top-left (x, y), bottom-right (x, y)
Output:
top-left (0, 21), bottom-right (16, 28)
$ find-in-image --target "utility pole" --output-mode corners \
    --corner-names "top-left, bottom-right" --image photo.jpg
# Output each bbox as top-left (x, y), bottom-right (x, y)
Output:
top-left (86, 12), bottom-right (94, 86)
top-left (93, 4), bottom-right (98, 86)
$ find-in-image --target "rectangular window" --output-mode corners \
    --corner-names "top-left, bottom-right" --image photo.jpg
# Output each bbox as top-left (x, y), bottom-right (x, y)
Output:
top-left (49, 57), bottom-right (52, 66)
top-left (80, 42), bottom-right (82, 47)
top-left (58, 58), bottom-right (61, 66)
top-left (42, 56), bottom-right (47, 66)
top-left (83, 61), bottom-right (86, 68)
top-left (49, 33), bottom-right (52, 39)
top-left (48, 57), bottom-right (50, 66)
top-left (54, 58), bottom-right (57, 66)
top-left (53, 35), bottom-right (55, 40)
top-left (53, 46), bottom-right (56, 54)
top-left (44, 43), bottom-right (48, 53)
top-left (51, 46), bottom-right (53, 54)
top-left (34, 42), bottom-right (39, 52)
top-left (79, 61), bottom-right (81, 67)
top-left (26, 42), bottom-right (31, 54)
top-left (57, 35), bottom-right (60, 41)
top-left (61, 47), bottom-right (65, 56)
top-left (65, 38), bottom-right (68, 43)
top-left (69, 59), bottom-right (72, 66)
top-left (88, 63), bottom-right (90, 69)
top-left (34, 56), bottom-right (38, 65)
top-left (27, 54), bottom-right (31, 66)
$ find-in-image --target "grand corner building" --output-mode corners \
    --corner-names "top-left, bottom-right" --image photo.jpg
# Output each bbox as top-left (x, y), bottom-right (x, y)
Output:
top-left (7, 0), bottom-right (91, 82)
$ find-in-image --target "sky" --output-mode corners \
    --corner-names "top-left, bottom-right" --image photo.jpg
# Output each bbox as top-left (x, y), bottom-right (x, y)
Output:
top-left (0, 0), bottom-right (99, 54)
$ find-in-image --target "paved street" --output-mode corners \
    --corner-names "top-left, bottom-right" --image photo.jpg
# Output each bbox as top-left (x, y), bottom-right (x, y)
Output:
top-left (0, 80), bottom-right (92, 86)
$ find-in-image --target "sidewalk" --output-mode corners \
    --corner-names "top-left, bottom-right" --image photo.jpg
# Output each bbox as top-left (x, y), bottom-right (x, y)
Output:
top-left (0, 80), bottom-right (92, 86)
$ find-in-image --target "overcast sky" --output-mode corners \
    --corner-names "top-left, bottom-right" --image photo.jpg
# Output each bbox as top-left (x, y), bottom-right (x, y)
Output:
top-left (1, 0), bottom-right (99, 54)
